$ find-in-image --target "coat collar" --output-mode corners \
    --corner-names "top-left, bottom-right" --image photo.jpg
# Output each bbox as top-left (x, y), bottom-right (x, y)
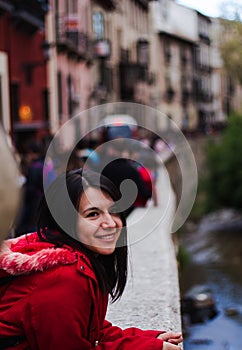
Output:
top-left (0, 232), bottom-right (78, 276)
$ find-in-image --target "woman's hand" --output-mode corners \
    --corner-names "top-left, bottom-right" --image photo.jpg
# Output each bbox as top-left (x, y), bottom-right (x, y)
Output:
top-left (162, 342), bottom-right (182, 350)
top-left (157, 331), bottom-right (183, 349)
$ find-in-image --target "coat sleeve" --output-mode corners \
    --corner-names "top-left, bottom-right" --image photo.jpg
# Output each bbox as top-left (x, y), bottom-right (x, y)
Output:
top-left (96, 319), bottom-right (165, 350)
top-left (24, 267), bottom-right (97, 350)
top-left (24, 267), bottom-right (164, 350)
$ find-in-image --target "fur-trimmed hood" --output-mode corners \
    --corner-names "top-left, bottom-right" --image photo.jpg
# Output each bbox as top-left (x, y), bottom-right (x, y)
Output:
top-left (0, 232), bottom-right (77, 276)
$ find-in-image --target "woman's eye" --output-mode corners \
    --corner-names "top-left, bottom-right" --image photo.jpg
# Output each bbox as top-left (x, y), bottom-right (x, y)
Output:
top-left (86, 211), bottom-right (99, 218)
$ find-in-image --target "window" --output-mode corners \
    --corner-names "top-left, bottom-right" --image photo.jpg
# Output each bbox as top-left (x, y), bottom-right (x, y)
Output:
top-left (180, 46), bottom-right (188, 66)
top-left (72, 0), bottom-right (78, 13)
top-left (198, 17), bottom-right (209, 38)
top-left (67, 74), bottom-right (73, 117)
top-left (57, 71), bottom-right (63, 120)
top-left (10, 83), bottom-right (20, 122)
top-left (137, 39), bottom-right (149, 66)
top-left (66, 0), bottom-right (78, 14)
top-left (194, 46), bottom-right (200, 67)
top-left (42, 88), bottom-right (49, 122)
top-left (164, 40), bottom-right (171, 63)
top-left (120, 48), bottom-right (130, 62)
top-left (92, 12), bottom-right (104, 39)
top-left (103, 66), bottom-right (113, 93)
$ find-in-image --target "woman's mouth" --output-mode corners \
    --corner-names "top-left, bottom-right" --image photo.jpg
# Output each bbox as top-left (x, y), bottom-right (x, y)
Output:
top-left (96, 233), bottom-right (116, 241)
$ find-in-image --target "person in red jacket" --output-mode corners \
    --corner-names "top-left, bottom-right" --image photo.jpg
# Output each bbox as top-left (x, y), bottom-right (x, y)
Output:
top-left (0, 168), bottom-right (182, 349)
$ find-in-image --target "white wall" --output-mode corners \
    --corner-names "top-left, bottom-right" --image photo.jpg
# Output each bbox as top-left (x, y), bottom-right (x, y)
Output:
top-left (152, 0), bottom-right (198, 42)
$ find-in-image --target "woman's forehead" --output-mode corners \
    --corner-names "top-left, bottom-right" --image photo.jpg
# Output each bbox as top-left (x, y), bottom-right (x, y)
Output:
top-left (80, 187), bottom-right (114, 209)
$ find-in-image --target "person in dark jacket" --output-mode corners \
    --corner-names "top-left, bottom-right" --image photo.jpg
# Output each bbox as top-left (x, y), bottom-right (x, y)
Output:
top-left (15, 140), bottom-right (56, 236)
top-left (99, 140), bottom-right (152, 216)
top-left (0, 169), bottom-right (182, 349)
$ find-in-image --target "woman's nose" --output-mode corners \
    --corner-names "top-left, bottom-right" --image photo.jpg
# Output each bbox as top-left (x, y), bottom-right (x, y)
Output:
top-left (101, 213), bottom-right (116, 228)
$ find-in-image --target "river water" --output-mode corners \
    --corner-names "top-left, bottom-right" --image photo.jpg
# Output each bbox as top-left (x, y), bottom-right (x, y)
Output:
top-left (179, 210), bottom-right (242, 350)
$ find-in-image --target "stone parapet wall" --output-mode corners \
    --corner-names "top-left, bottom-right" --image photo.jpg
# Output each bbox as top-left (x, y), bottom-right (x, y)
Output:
top-left (107, 159), bottom-right (183, 343)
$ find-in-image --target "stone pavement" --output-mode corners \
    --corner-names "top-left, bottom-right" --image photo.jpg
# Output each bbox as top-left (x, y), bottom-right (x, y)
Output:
top-left (106, 161), bottom-right (182, 334)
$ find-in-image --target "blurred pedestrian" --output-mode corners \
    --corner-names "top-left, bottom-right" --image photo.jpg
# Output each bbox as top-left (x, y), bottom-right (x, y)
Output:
top-left (15, 140), bottom-right (56, 236)
top-left (67, 143), bottom-right (100, 173)
top-left (135, 147), bottom-right (159, 207)
top-left (0, 169), bottom-right (182, 349)
top-left (129, 142), bottom-right (159, 207)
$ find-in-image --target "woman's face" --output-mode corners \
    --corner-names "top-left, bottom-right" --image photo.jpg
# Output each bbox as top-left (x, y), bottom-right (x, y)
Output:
top-left (77, 187), bottom-right (123, 255)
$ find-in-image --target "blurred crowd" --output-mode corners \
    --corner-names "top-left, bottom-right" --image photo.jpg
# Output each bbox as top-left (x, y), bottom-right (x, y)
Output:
top-left (11, 130), bottom-right (172, 237)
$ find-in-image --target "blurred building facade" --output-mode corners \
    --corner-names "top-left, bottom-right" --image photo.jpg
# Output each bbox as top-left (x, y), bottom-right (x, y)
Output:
top-left (210, 16), bottom-right (242, 124)
top-left (46, 0), bottom-right (103, 148)
top-left (0, 0), bottom-right (241, 153)
top-left (150, 0), bottom-right (198, 132)
top-left (0, 0), bottom-right (49, 152)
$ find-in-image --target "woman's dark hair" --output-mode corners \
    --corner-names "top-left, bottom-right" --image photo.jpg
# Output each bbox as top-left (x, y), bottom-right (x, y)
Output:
top-left (36, 168), bottom-right (128, 302)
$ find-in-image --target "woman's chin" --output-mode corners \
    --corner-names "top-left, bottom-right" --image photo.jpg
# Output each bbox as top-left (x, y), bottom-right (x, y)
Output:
top-left (98, 247), bottom-right (115, 255)
top-left (85, 244), bottom-right (116, 255)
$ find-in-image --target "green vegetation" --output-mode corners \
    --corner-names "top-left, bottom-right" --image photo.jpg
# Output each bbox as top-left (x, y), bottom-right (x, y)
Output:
top-left (177, 244), bottom-right (191, 272)
top-left (177, 114), bottom-right (242, 272)
top-left (203, 113), bottom-right (242, 212)
top-left (188, 181), bottom-right (208, 222)
top-left (219, 2), bottom-right (242, 84)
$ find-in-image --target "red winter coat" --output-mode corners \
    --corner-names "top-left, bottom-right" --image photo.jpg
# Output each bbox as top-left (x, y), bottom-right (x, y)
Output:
top-left (0, 233), bottom-right (165, 350)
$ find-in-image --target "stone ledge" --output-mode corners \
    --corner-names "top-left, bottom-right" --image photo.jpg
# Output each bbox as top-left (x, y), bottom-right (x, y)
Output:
top-left (107, 162), bottom-right (182, 341)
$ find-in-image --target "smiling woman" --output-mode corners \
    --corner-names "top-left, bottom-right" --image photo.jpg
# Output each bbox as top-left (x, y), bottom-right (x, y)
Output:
top-left (77, 186), bottom-right (123, 255)
top-left (0, 169), bottom-right (183, 349)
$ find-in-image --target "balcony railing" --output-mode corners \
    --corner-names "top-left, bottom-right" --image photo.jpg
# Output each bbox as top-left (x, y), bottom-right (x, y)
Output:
top-left (195, 62), bottom-right (212, 73)
top-left (56, 15), bottom-right (93, 60)
top-left (199, 33), bottom-right (211, 45)
top-left (194, 90), bottom-right (213, 103)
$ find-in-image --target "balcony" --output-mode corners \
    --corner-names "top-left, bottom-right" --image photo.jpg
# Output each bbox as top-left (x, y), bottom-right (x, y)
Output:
top-left (199, 33), bottom-right (211, 45)
top-left (56, 15), bottom-right (93, 61)
top-left (195, 62), bottom-right (212, 74)
top-left (136, 0), bottom-right (149, 10)
top-left (93, 0), bottom-right (117, 10)
top-left (195, 90), bottom-right (213, 103)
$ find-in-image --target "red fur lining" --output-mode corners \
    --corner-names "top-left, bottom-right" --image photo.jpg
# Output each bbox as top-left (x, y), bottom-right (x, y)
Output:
top-left (0, 233), bottom-right (77, 275)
